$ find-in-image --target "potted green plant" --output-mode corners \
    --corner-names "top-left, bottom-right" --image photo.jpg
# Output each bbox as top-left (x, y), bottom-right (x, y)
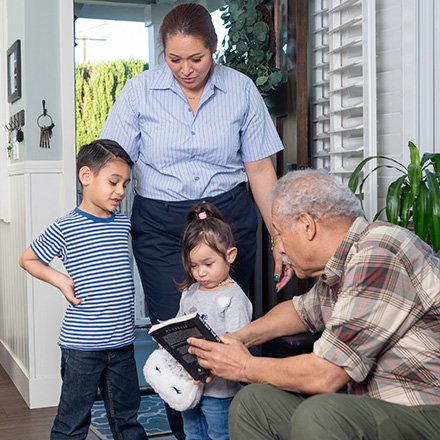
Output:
top-left (348, 141), bottom-right (440, 252)
top-left (219, 0), bottom-right (282, 96)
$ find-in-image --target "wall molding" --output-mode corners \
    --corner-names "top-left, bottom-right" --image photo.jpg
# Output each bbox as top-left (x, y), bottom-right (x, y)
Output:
top-left (8, 160), bottom-right (64, 176)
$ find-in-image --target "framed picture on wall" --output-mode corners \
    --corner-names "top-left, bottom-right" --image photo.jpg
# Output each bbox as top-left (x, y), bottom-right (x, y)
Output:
top-left (7, 40), bottom-right (22, 103)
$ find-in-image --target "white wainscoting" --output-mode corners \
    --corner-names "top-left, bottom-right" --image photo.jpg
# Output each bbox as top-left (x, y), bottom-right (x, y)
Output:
top-left (0, 162), bottom-right (68, 408)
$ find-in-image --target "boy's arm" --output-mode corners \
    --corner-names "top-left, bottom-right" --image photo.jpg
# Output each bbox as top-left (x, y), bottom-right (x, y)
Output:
top-left (19, 247), bottom-right (82, 305)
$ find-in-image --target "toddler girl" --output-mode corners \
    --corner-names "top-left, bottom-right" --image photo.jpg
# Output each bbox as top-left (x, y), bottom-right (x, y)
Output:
top-left (176, 201), bottom-right (253, 440)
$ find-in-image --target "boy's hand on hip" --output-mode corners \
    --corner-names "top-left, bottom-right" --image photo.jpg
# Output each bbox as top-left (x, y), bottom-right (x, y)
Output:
top-left (58, 275), bottom-right (82, 305)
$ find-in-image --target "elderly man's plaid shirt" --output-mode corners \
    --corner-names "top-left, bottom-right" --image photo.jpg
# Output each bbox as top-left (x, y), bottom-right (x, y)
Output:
top-left (293, 217), bottom-right (440, 406)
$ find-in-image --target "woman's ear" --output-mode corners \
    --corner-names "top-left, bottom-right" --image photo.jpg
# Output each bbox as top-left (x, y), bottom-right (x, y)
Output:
top-left (226, 247), bottom-right (238, 264)
top-left (78, 166), bottom-right (92, 187)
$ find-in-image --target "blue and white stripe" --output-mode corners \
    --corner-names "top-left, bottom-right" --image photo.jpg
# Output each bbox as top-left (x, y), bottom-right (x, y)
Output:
top-left (100, 62), bottom-right (284, 201)
top-left (31, 208), bottom-right (135, 350)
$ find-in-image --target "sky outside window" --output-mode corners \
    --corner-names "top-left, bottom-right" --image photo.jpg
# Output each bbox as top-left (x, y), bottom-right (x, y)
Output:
top-left (74, 9), bottom-right (227, 64)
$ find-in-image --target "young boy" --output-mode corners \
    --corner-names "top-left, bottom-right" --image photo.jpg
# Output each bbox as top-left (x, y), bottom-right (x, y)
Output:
top-left (19, 139), bottom-right (148, 440)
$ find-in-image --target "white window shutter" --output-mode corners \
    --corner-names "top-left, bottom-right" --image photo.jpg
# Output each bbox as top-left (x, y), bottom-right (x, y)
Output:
top-left (310, 0), bottom-right (377, 220)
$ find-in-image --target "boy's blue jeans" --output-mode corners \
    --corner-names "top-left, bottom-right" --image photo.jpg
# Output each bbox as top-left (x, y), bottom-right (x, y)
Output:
top-left (51, 344), bottom-right (147, 440)
top-left (182, 396), bottom-right (233, 440)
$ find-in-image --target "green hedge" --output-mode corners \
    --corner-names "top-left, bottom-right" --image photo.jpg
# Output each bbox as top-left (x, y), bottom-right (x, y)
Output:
top-left (75, 59), bottom-right (148, 153)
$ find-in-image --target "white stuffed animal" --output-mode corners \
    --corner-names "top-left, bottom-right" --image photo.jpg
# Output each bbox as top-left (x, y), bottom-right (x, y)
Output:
top-left (143, 348), bottom-right (204, 411)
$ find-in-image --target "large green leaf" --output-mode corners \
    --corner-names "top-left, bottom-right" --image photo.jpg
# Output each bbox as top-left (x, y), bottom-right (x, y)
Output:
top-left (348, 155), bottom-right (406, 193)
top-left (253, 21), bottom-right (269, 42)
top-left (269, 70), bottom-right (282, 84)
top-left (421, 152), bottom-right (434, 168)
top-left (399, 188), bottom-right (413, 228)
top-left (373, 207), bottom-right (386, 222)
top-left (413, 182), bottom-right (430, 242)
top-left (431, 154), bottom-right (440, 174)
top-left (425, 169), bottom-right (440, 252)
top-left (386, 176), bottom-right (407, 224)
top-left (408, 163), bottom-right (421, 199)
top-left (348, 157), bottom-right (375, 192)
top-left (255, 75), bottom-right (268, 86)
top-left (245, 8), bottom-right (257, 26)
top-left (354, 164), bottom-right (407, 214)
top-left (236, 41), bottom-right (248, 56)
top-left (408, 141), bottom-right (420, 165)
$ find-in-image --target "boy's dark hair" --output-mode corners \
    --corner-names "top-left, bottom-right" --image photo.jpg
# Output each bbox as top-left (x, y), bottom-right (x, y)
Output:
top-left (177, 202), bottom-right (236, 291)
top-left (76, 139), bottom-right (133, 176)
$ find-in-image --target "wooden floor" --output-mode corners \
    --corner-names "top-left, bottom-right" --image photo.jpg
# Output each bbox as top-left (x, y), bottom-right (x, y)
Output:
top-left (0, 364), bottom-right (176, 440)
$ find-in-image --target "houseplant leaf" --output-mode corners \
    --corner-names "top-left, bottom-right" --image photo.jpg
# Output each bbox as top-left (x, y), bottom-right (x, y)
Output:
top-left (408, 163), bottom-right (421, 199)
top-left (386, 175), bottom-right (406, 224)
top-left (373, 207), bottom-right (386, 222)
top-left (348, 155), bottom-right (406, 193)
top-left (431, 154), bottom-right (440, 173)
top-left (399, 187), bottom-right (413, 228)
top-left (349, 141), bottom-right (439, 252)
top-left (220, 0), bottom-right (282, 97)
top-left (425, 169), bottom-right (440, 252)
top-left (256, 75), bottom-right (268, 86)
top-left (408, 141), bottom-right (420, 165)
top-left (421, 152), bottom-right (435, 167)
top-left (269, 70), bottom-right (282, 84)
top-left (413, 182), bottom-right (430, 242)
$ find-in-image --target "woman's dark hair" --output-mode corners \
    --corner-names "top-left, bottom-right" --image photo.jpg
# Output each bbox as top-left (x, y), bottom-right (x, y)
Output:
top-left (76, 139), bottom-right (133, 177)
top-left (159, 3), bottom-right (218, 53)
top-left (177, 202), bottom-right (235, 291)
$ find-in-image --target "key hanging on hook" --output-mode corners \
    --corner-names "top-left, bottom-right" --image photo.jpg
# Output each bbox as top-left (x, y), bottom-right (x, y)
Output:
top-left (37, 100), bottom-right (55, 149)
top-left (5, 124), bottom-right (13, 157)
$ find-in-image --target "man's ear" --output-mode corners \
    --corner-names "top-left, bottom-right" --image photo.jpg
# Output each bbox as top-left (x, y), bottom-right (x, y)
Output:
top-left (298, 212), bottom-right (317, 241)
top-left (226, 247), bottom-right (238, 264)
top-left (78, 166), bottom-right (93, 187)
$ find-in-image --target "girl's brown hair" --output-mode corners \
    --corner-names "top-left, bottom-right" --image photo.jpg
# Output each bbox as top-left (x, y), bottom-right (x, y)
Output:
top-left (159, 3), bottom-right (218, 53)
top-left (177, 202), bottom-right (235, 291)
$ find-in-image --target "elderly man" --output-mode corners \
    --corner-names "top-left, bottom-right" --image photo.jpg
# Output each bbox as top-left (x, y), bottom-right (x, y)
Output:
top-left (188, 169), bottom-right (440, 439)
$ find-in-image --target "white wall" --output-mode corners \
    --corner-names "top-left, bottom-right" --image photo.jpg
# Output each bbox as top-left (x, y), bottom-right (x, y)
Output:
top-left (435, 1), bottom-right (440, 152)
top-left (375, 0), bottom-right (416, 207)
top-left (0, 0), bottom-right (10, 222)
top-left (375, 0), bottom-right (439, 209)
top-left (0, 0), bottom-right (76, 408)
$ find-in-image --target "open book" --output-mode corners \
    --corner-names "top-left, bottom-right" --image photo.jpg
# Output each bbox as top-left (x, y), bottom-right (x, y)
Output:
top-left (148, 312), bottom-right (221, 380)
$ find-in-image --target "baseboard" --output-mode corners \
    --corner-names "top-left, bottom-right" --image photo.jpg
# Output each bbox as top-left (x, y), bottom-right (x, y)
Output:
top-left (28, 375), bottom-right (61, 409)
top-left (0, 342), bottom-right (60, 408)
top-left (0, 342), bottom-right (30, 405)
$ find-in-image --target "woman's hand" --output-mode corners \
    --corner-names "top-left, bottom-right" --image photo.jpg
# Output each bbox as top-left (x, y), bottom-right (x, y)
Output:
top-left (272, 239), bottom-right (294, 291)
top-left (244, 159), bottom-right (294, 291)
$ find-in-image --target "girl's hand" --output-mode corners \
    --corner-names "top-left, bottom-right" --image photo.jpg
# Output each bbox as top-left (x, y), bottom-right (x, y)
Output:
top-left (188, 374), bottom-right (215, 385)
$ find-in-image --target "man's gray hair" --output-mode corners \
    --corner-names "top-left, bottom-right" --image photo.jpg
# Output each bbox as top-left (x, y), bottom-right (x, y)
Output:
top-left (270, 169), bottom-right (364, 228)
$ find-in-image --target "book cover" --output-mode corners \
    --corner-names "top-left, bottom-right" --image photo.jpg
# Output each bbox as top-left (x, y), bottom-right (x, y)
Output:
top-left (148, 312), bottom-right (221, 380)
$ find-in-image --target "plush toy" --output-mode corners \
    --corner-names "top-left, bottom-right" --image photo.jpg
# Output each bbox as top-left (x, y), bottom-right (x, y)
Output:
top-left (143, 348), bottom-right (204, 411)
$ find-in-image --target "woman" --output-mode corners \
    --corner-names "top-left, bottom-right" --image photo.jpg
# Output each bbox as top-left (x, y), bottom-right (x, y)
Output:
top-left (100, 3), bottom-right (292, 437)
